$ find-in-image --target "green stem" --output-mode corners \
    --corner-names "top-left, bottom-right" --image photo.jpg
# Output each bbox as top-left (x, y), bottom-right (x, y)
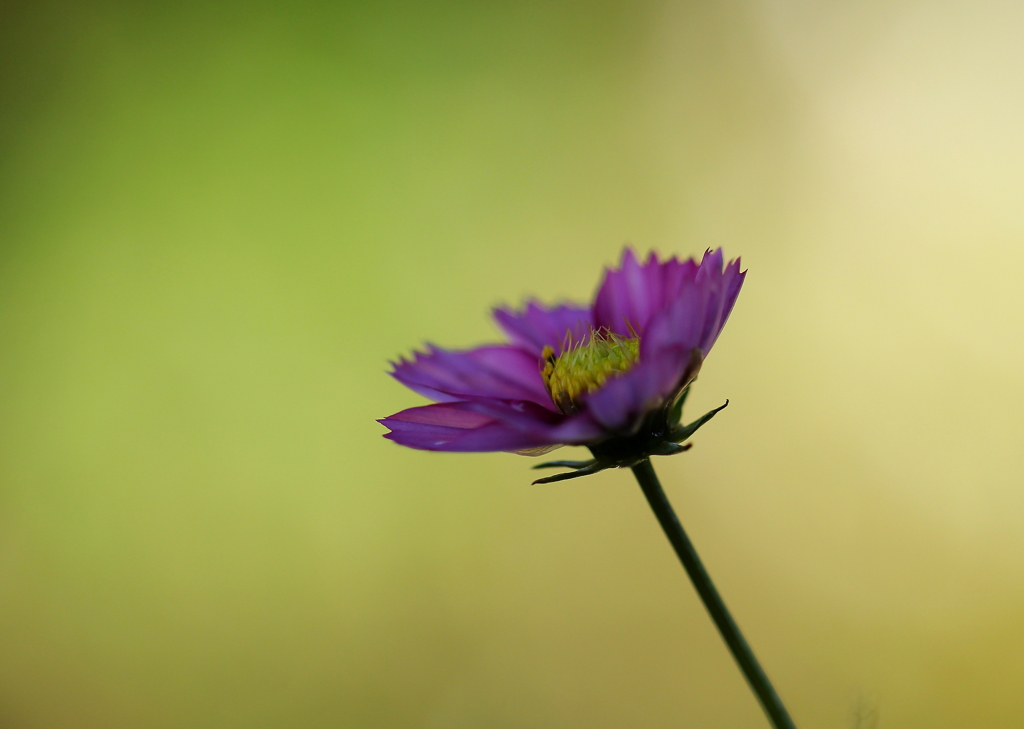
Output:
top-left (631, 459), bottom-right (797, 729)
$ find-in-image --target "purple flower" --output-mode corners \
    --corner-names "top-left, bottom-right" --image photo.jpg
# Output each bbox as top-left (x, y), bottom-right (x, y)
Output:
top-left (380, 248), bottom-right (745, 480)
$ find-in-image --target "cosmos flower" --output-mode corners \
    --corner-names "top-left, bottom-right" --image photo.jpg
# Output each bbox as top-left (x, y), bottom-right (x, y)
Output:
top-left (380, 248), bottom-right (745, 481)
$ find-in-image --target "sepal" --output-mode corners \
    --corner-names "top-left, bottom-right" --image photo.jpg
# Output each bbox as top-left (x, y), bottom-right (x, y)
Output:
top-left (667, 386), bottom-right (690, 426)
top-left (669, 400), bottom-right (728, 443)
top-left (530, 394), bottom-right (728, 484)
top-left (532, 460), bottom-right (611, 484)
top-left (533, 459), bottom-right (596, 470)
top-left (649, 441), bottom-right (692, 456)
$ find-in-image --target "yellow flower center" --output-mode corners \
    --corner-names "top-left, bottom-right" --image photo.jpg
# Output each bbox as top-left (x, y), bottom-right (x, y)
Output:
top-left (541, 330), bottom-right (640, 413)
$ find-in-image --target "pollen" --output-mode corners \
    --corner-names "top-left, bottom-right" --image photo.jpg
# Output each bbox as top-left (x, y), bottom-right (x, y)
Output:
top-left (541, 329), bottom-right (640, 413)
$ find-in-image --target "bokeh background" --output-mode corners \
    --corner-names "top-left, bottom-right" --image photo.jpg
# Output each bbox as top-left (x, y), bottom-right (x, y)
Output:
top-left (3, 1), bottom-right (1024, 727)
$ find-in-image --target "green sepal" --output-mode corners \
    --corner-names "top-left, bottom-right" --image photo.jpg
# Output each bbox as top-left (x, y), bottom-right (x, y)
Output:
top-left (669, 400), bottom-right (729, 443)
top-left (650, 441), bottom-right (693, 457)
top-left (532, 461), bottom-right (610, 484)
top-left (531, 392), bottom-right (729, 484)
top-left (532, 459), bottom-right (596, 470)
top-left (667, 385), bottom-right (691, 426)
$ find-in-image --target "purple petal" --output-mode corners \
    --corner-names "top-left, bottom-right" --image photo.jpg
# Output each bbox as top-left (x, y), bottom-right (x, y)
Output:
top-left (493, 301), bottom-right (592, 357)
top-left (710, 258), bottom-right (745, 351)
top-left (659, 256), bottom-right (700, 308)
top-left (592, 248), bottom-right (651, 336)
top-left (693, 251), bottom-right (745, 355)
top-left (581, 356), bottom-right (681, 432)
top-left (583, 249), bottom-right (745, 432)
top-left (380, 399), bottom-right (604, 452)
top-left (695, 248), bottom-right (725, 286)
top-left (592, 249), bottom-right (704, 335)
top-left (390, 344), bottom-right (553, 408)
top-left (641, 284), bottom-right (709, 363)
top-left (634, 248), bottom-right (745, 358)
top-left (584, 289), bottom-right (707, 432)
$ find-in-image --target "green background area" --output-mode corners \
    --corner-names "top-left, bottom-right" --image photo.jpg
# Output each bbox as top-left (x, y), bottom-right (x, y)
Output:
top-left (3, 2), bottom-right (1024, 727)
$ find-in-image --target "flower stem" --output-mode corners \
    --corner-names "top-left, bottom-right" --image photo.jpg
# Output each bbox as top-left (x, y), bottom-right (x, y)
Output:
top-left (631, 459), bottom-right (797, 729)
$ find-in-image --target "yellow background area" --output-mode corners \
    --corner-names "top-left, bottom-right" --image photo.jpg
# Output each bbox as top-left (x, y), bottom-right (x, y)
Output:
top-left (3, 2), bottom-right (1023, 727)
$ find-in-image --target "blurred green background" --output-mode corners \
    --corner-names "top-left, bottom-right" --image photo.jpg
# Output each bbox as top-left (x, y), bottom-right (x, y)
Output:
top-left (3, 1), bottom-right (1024, 727)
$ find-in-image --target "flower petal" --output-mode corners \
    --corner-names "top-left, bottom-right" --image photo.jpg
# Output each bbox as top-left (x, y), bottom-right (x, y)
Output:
top-left (710, 257), bottom-right (746, 352)
top-left (493, 301), bottom-right (592, 357)
top-left (582, 355), bottom-right (683, 432)
top-left (390, 344), bottom-right (553, 407)
top-left (592, 249), bottom-right (703, 335)
top-left (380, 399), bottom-right (604, 452)
top-left (636, 249), bottom-right (745, 358)
top-left (592, 248), bottom-right (650, 335)
top-left (641, 282), bottom-right (710, 363)
top-left (583, 251), bottom-right (744, 433)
